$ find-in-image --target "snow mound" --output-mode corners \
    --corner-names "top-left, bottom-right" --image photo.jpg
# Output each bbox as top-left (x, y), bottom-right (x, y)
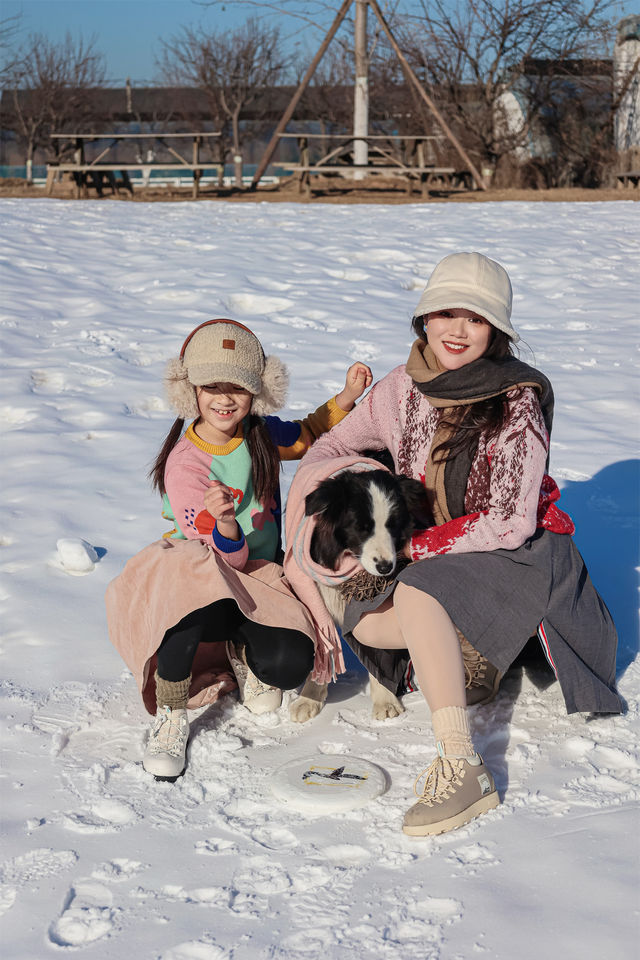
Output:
top-left (56, 538), bottom-right (99, 575)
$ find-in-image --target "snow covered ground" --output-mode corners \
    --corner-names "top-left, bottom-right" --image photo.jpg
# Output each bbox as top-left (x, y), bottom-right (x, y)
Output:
top-left (1, 197), bottom-right (638, 960)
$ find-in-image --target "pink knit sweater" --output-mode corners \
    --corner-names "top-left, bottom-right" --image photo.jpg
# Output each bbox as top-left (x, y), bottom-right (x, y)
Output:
top-left (300, 365), bottom-right (574, 560)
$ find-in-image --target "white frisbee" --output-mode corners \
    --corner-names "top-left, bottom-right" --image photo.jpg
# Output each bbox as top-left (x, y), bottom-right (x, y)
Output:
top-left (269, 755), bottom-right (388, 814)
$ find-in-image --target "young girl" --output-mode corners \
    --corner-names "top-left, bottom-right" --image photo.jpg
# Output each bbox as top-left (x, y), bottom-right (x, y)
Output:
top-left (286, 252), bottom-right (621, 836)
top-left (105, 318), bottom-right (372, 781)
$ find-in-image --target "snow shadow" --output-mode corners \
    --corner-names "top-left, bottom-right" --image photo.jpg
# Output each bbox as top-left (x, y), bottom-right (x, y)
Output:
top-left (557, 458), bottom-right (639, 675)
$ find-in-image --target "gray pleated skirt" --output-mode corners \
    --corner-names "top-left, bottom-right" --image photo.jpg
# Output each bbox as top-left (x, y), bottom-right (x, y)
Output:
top-left (342, 530), bottom-right (621, 716)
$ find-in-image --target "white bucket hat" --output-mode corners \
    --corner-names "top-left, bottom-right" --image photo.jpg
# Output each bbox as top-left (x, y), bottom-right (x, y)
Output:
top-left (414, 252), bottom-right (519, 342)
top-left (164, 319), bottom-right (289, 419)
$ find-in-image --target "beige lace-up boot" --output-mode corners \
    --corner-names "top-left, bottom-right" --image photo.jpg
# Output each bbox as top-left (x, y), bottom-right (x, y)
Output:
top-left (457, 630), bottom-right (502, 707)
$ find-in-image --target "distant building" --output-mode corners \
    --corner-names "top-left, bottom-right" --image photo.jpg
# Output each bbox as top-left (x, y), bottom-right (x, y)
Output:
top-left (613, 15), bottom-right (640, 154)
top-left (495, 56), bottom-right (612, 162)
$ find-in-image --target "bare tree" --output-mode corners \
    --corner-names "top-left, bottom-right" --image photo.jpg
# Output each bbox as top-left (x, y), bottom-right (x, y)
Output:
top-left (0, 13), bottom-right (22, 85)
top-left (400, 0), bottom-right (618, 184)
top-left (297, 44), bottom-right (353, 152)
top-left (159, 18), bottom-right (289, 187)
top-left (2, 32), bottom-right (106, 182)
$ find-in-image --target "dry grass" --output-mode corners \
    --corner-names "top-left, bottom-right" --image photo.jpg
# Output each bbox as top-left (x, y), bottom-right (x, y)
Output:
top-left (0, 175), bottom-right (637, 204)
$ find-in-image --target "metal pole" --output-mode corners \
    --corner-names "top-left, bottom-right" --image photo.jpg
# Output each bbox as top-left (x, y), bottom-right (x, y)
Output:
top-left (353, 0), bottom-right (369, 179)
top-left (251, 0), bottom-right (353, 188)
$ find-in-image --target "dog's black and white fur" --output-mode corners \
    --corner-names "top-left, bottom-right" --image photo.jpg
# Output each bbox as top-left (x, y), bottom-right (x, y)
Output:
top-left (289, 466), bottom-right (431, 723)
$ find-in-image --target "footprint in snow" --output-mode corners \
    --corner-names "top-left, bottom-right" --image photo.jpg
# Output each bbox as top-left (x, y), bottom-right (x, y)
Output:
top-left (250, 825), bottom-right (299, 850)
top-left (159, 939), bottom-right (229, 960)
top-left (48, 880), bottom-right (117, 948)
top-left (194, 838), bottom-right (239, 857)
top-left (233, 857), bottom-right (292, 895)
top-left (91, 859), bottom-right (146, 883)
top-left (62, 798), bottom-right (138, 833)
top-left (226, 292), bottom-right (293, 314)
top-left (381, 895), bottom-right (463, 946)
top-left (64, 720), bottom-right (142, 762)
top-left (321, 844), bottom-right (371, 866)
top-left (445, 841), bottom-right (499, 875)
top-left (0, 406), bottom-right (37, 431)
top-left (251, 275), bottom-right (292, 292)
top-left (323, 267), bottom-right (370, 281)
top-left (30, 368), bottom-right (67, 393)
top-left (0, 848), bottom-right (78, 915)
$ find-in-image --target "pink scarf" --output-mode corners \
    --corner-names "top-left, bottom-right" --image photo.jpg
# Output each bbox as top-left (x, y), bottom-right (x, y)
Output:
top-left (284, 455), bottom-right (388, 683)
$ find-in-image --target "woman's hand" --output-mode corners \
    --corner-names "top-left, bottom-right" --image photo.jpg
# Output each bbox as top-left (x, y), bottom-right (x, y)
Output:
top-left (335, 361), bottom-right (373, 411)
top-left (204, 481), bottom-right (241, 541)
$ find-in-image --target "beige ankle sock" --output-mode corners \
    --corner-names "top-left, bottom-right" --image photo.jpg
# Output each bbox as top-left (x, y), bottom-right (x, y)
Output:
top-left (155, 673), bottom-right (191, 712)
top-left (431, 705), bottom-right (475, 757)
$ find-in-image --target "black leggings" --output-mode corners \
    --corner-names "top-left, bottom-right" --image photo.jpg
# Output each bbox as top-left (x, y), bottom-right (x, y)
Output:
top-left (157, 598), bottom-right (315, 690)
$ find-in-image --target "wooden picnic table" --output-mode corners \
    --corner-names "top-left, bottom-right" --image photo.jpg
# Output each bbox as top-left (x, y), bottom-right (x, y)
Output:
top-left (47, 132), bottom-right (223, 198)
top-left (277, 133), bottom-right (464, 196)
top-left (616, 170), bottom-right (640, 189)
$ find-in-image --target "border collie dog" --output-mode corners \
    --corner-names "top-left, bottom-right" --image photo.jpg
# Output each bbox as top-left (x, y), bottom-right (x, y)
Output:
top-left (289, 468), bottom-right (431, 724)
top-left (304, 469), bottom-right (430, 623)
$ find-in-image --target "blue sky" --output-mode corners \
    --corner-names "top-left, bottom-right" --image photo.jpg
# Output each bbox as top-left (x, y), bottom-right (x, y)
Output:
top-left (2, 0), bottom-right (291, 84)
top-left (2, 0), bottom-right (635, 86)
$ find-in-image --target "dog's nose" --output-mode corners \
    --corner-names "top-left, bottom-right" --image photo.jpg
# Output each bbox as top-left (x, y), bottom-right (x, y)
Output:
top-left (375, 559), bottom-right (394, 576)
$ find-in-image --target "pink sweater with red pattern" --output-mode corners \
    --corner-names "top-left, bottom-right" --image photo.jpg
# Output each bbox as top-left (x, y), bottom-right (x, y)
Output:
top-left (300, 364), bottom-right (574, 559)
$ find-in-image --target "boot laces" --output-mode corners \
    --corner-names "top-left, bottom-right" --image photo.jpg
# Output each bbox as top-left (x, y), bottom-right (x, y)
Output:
top-left (228, 642), bottom-right (277, 698)
top-left (462, 647), bottom-right (488, 687)
top-left (244, 671), bottom-right (278, 698)
top-left (413, 756), bottom-right (464, 805)
top-left (149, 706), bottom-right (187, 758)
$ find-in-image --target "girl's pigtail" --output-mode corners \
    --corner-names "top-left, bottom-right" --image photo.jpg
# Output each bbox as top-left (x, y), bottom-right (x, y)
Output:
top-left (149, 418), bottom-right (185, 494)
top-left (245, 414), bottom-right (281, 506)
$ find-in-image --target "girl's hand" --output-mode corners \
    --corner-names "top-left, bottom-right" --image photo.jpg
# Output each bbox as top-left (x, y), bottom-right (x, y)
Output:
top-left (335, 361), bottom-right (373, 411)
top-left (204, 481), bottom-right (241, 540)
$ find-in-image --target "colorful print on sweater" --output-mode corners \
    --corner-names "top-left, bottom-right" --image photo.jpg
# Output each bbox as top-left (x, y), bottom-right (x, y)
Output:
top-left (162, 397), bottom-right (348, 565)
top-left (300, 365), bottom-right (575, 561)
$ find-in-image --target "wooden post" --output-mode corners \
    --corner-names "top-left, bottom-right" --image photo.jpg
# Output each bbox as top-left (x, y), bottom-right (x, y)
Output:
top-left (417, 140), bottom-right (428, 198)
top-left (74, 137), bottom-right (86, 198)
top-left (297, 136), bottom-right (310, 195)
top-left (367, 0), bottom-right (486, 190)
top-left (251, 0), bottom-right (352, 189)
top-left (353, 0), bottom-right (369, 179)
top-left (193, 135), bottom-right (201, 199)
top-left (45, 166), bottom-right (56, 196)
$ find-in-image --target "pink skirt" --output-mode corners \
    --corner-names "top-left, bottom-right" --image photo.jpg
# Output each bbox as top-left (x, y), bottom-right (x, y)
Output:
top-left (105, 538), bottom-right (317, 714)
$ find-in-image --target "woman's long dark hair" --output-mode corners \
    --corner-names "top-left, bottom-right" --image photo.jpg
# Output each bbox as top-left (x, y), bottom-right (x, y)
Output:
top-left (149, 411), bottom-right (281, 505)
top-left (411, 314), bottom-right (520, 462)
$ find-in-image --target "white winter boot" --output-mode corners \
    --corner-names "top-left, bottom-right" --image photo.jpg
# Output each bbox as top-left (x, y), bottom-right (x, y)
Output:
top-left (143, 673), bottom-right (191, 781)
top-left (143, 705), bottom-right (189, 781)
top-left (226, 640), bottom-right (282, 714)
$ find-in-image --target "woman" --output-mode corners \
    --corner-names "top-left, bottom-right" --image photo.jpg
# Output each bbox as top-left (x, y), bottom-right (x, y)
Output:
top-left (286, 252), bottom-right (621, 836)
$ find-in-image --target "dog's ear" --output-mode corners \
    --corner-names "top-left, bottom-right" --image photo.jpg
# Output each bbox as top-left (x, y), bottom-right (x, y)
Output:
top-left (309, 518), bottom-right (342, 570)
top-left (305, 485), bottom-right (334, 517)
top-left (397, 476), bottom-right (434, 529)
top-left (305, 476), bottom-right (350, 519)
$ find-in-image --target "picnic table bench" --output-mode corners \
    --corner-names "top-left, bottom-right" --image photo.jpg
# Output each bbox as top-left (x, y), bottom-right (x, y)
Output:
top-left (277, 133), bottom-right (468, 196)
top-left (46, 132), bottom-right (222, 198)
top-left (616, 170), bottom-right (640, 189)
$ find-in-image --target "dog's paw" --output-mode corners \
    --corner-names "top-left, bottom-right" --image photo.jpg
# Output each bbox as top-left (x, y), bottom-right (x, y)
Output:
top-left (371, 695), bottom-right (405, 720)
top-left (369, 674), bottom-right (405, 720)
top-left (289, 696), bottom-right (324, 723)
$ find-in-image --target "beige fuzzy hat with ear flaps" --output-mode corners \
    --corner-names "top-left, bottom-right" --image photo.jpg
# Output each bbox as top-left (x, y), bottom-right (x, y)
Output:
top-left (165, 319), bottom-right (289, 419)
top-left (414, 251), bottom-right (519, 342)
